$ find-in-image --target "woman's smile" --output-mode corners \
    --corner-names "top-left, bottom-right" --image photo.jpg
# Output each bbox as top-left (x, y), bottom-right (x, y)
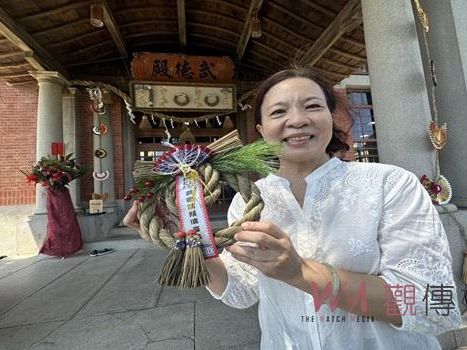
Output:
top-left (283, 134), bottom-right (315, 146)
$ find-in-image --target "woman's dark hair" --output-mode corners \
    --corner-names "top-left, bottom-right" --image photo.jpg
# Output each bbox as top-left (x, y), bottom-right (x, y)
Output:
top-left (253, 66), bottom-right (351, 155)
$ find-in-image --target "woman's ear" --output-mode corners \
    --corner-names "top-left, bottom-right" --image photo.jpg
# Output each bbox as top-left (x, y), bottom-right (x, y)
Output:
top-left (256, 124), bottom-right (264, 137)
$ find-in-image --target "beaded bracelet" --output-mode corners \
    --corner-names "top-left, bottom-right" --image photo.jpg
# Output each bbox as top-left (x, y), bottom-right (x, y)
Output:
top-left (322, 262), bottom-right (341, 302)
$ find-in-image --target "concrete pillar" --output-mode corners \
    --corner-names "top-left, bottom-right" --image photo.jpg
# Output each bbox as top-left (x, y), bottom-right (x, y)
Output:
top-left (29, 71), bottom-right (66, 214)
top-left (93, 89), bottom-right (117, 209)
top-left (62, 87), bottom-right (81, 211)
top-left (417, 0), bottom-right (467, 207)
top-left (361, 0), bottom-right (435, 177)
top-left (122, 103), bottom-right (136, 214)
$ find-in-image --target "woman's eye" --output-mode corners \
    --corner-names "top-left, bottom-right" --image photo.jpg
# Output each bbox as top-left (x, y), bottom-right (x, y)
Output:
top-left (270, 109), bottom-right (286, 117)
top-left (305, 104), bottom-right (322, 109)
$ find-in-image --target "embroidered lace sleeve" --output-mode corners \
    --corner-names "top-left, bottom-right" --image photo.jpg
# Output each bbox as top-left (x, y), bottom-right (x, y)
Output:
top-left (378, 169), bottom-right (461, 334)
top-left (206, 193), bottom-right (259, 309)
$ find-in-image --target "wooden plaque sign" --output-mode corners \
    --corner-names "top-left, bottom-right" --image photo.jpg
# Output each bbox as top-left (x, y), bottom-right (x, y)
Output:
top-left (131, 53), bottom-right (235, 83)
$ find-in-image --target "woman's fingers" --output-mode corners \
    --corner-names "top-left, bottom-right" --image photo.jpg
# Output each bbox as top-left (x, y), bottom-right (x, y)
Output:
top-left (240, 221), bottom-right (285, 239)
top-left (233, 230), bottom-right (277, 248)
top-left (226, 243), bottom-right (278, 262)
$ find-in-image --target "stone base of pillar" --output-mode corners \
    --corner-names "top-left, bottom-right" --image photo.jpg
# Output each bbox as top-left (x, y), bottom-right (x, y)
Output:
top-left (16, 214), bottom-right (47, 255)
top-left (452, 197), bottom-right (467, 209)
top-left (78, 212), bottom-right (119, 242)
top-left (103, 201), bottom-right (119, 211)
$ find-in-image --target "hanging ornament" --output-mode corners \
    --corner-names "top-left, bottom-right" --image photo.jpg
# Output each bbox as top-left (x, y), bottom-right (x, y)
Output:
top-left (93, 170), bottom-right (110, 181)
top-left (251, 16), bottom-right (262, 38)
top-left (412, 0), bottom-right (453, 205)
top-left (428, 121), bottom-right (447, 150)
top-left (92, 123), bottom-right (108, 135)
top-left (223, 116), bottom-right (234, 129)
top-left (205, 118), bottom-right (212, 128)
top-left (194, 119), bottom-right (200, 128)
top-left (88, 87), bottom-right (106, 115)
top-left (94, 149), bottom-right (107, 158)
top-left (139, 115), bottom-right (152, 130)
top-left (162, 118), bottom-right (172, 144)
top-left (420, 175), bottom-right (452, 205)
top-left (150, 114), bottom-right (158, 128)
top-left (180, 123), bottom-right (196, 145)
top-left (170, 119), bottom-right (175, 129)
top-left (90, 103), bottom-right (106, 115)
top-left (413, 0), bottom-right (429, 32)
top-left (124, 99), bottom-right (136, 124)
top-left (215, 115), bottom-right (222, 127)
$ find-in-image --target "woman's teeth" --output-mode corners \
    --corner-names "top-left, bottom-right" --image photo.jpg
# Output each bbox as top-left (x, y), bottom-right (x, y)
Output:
top-left (286, 135), bottom-right (313, 144)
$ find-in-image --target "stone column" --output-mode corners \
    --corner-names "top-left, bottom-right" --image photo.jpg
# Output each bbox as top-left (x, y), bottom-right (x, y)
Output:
top-left (93, 89), bottom-right (117, 210)
top-left (29, 71), bottom-right (66, 214)
top-left (122, 104), bottom-right (135, 199)
top-left (62, 87), bottom-right (81, 211)
top-left (361, 0), bottom-right (435, 177)
top-left (417, 0), bottom-right (467, 207)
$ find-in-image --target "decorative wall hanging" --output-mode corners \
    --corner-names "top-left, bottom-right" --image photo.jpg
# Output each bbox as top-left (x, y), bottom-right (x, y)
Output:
top-left (93, 170), bottom-right (110, 181)
top-left (130, 81), bottom-right (236, 112)
top-left (92, 123), bottom-right (108, 135)
top-left (223, 116), bottom-right (234, 129)
top-left (70, 80), bottom-right (136, 124)
top-left (420, 175), bottom-right (452, 205)
top-left (413, 0), bottom-right (452, 205)
top-left (173, 93), bottom-right (190, 106)
top-left (94, 149), bottom-right (107, 158)
top-left (125, 130), bottom-right (281, 288)
top-left (428, 121), bottom-right (447, 150)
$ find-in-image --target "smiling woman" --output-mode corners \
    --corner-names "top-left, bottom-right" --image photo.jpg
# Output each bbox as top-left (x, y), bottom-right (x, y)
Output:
top-left (123, 66), bottom-right (461, 349)
top-left (201, 66), bottom-right (461, 350)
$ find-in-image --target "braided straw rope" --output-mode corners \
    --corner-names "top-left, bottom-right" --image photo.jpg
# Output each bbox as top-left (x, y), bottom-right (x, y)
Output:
top-left (136, 162), bottom-right (263, 250)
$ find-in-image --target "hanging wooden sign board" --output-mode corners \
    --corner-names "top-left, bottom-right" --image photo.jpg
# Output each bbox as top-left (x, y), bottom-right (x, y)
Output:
top-left (131, 53), bottom-right (235, 83)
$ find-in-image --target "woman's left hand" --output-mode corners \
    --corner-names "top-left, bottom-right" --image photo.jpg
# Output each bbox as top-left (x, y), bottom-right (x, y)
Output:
top-left (225, 221), bottom-right (304, 284)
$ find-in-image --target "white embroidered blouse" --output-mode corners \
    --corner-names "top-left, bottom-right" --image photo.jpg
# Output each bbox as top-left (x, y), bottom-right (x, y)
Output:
top-left (207, 157), bottom-right (461, 350)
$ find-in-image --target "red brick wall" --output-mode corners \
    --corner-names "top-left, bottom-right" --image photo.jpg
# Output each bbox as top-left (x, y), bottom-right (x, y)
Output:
top-left (0, 81), bottom-right (37, 205)
top-left (110, 96), bottom-right (125, 200)
top-left (76, 89), bottom-right (95, 202)
top-left (0, 84), bottom-right (127, 206)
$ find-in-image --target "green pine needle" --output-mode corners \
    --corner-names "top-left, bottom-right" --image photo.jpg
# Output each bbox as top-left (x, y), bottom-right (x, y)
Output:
top-left (210, 140), bottom-right (282, 176)
top-left (135, 174), bottom-right (173, 197)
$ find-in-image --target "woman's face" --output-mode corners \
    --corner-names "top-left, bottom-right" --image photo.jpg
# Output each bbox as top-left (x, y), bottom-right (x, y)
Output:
top-left (256, 77), bottom-right (333, 165)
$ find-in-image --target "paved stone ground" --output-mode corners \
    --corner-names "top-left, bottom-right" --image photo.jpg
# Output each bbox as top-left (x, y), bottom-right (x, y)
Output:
top-left (0, 244), bottom-right (260, 350)
top-left (1, 233), bottom-right (466, 350)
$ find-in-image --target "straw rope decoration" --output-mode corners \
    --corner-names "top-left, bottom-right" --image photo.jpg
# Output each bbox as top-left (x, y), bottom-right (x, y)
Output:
top-left (126, 130), bottom-right (281, 288)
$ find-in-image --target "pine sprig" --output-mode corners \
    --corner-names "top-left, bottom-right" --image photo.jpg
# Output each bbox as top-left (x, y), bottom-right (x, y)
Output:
top-left (209, 140), bottom-right (282, 176)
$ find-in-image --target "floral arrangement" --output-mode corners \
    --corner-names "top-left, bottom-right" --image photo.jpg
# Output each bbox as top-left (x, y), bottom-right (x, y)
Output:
top-left (21, 154), bottom-right (86, 190)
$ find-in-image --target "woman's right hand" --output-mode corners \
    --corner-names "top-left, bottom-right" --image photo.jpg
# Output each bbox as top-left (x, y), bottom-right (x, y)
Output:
top-left (122, 201), bottom-right (151, 241)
